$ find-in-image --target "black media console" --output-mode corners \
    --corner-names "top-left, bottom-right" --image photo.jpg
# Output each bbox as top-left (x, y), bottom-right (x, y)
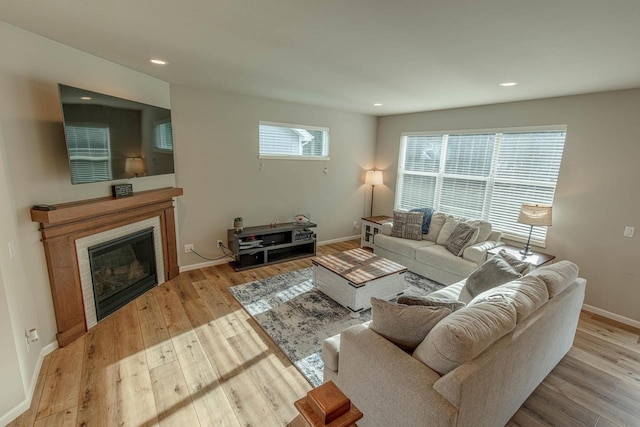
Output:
top-left (227, 222), bottom-right (317, 271)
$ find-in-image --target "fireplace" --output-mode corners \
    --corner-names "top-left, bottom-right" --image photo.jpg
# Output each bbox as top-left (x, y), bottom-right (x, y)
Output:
top-left (89, 228), bottom-right (157, 321)
top-left (31, 187), bottom-right (183, 347)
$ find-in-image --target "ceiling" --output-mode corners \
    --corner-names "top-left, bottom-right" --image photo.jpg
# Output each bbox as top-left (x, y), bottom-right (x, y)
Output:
top-left (1, 0), bottom-right (640, 115)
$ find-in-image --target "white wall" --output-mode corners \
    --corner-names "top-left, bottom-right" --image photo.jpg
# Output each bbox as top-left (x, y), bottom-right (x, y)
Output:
top-left (376, 89), bottom-right (640, 323)
top-left (170, 85), bottom-right (377, 266)
top-left (0, 21), bottom-right (173, 421)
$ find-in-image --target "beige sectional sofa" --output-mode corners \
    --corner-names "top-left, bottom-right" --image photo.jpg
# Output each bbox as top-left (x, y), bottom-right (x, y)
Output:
top-left (374, 212), bottom-right (504, 285)
top-left (322, 261), bottom-right (586, 427)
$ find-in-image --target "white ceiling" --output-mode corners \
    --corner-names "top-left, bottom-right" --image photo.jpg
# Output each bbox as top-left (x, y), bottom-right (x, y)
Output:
top-left (1, 0), bottom-right (640, 115)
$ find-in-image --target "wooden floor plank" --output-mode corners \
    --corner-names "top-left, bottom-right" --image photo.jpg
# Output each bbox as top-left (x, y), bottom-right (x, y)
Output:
top-left (9, 239), bottom-right (640, 427)
top-left (36, 336), bottom-right (85, 420)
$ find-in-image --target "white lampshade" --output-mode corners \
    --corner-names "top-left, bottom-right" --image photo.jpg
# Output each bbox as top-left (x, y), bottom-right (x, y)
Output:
top-left (517, 203), bottom-right (552, 226)
top-left (125, 157), bottom-right (146, 176)
top-left (365, 170), bottom-right (383, 186)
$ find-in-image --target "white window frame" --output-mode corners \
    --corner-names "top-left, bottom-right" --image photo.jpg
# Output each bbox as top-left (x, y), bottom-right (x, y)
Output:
top-left (396, 125), bottom-right (567, 246)
top-left (258, 121), bottom-right (330, 160)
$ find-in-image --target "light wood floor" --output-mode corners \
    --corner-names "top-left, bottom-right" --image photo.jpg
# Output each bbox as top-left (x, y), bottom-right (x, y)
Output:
top-left (8, 240), bottom-right (640, 427)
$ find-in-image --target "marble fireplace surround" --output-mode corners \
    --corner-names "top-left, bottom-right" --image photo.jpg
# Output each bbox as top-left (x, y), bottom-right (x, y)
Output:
top-left (31, 187), bottom-right (183, 347)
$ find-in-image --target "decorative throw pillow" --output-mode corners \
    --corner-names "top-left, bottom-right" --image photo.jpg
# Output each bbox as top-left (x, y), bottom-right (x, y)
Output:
top-left (497, 249), bottom-right (530, 274)
top-left (391, 211), bottom-right (423, 241)
top-left (424, 212), bottom-right (447, 242)
top-left (464, 256), bottom-right (523, 297)
top-left (444, 223), bottom-right (479, 256)
top-left (436, 216), bottom-right (459, 245)
top-left (370, 297), bottom-right (451, 351)
top-left (409, 207), bottom-right (434, 234)
top-left (397, 295), bottom-right (466, 312)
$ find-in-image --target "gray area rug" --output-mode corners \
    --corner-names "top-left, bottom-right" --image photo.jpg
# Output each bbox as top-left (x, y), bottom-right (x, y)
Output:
top-left (229, 267), bottom-right (444, 386)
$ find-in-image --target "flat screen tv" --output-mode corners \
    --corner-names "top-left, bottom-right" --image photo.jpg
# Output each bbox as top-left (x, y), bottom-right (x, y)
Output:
top-left (58, 84), bottom-right (175, 184)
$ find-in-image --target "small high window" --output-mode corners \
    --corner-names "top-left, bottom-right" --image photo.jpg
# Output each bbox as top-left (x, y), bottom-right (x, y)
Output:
top-left (259, 121), bottom-right (330, 160)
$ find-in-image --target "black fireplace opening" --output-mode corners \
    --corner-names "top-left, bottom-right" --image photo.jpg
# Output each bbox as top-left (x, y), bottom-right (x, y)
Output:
top-left (89, 227), bottom-right (157, 321)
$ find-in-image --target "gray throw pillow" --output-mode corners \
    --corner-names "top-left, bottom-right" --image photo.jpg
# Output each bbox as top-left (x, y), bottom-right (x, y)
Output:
top-left (370, 297), bottom-right (451, 351)
top-left (444, 223), bottom-right (478, 256)
top-left (391, 211), bottom-right (423, 241)
top-left (464, 256), bottom-right (523, 297)
top-left (397, 295), bottom-right (466, 312)
top-left (497, 249), bottom-right (530, 274)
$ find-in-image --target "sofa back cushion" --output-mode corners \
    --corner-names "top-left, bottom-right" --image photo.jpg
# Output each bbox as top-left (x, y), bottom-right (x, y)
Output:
top-left (468, 276), bottom-right (549, 323)
top-left (370, 298), bottom-right (451, 351)
top-left (465, 219), bottom-right (492, 243)
top-left (436, 216), bottom-right (459, 245)
top-left (413, 299), bottom-right (517, 375)
top-left (524, 260), bottom-right (579, 298)
top-left (424, 212), bottom-right (447, 242)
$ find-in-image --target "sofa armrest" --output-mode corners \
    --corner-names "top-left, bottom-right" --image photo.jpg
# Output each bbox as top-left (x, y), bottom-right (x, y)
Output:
top-left (338, 324), bottom-right (457, 427)
top-left (462, 240), bottom-right (505, 264)
top-left (381, 222), bottom-right (393, 235)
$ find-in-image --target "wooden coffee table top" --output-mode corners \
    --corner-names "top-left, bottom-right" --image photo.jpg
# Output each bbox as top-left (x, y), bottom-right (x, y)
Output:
top-left (312, 248), bottom-right (407, 287)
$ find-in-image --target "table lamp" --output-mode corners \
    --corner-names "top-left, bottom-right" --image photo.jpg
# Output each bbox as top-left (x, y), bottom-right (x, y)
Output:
top-left (517, 203), bottom-right (552, 255)
top-left (125, 157), bottom-right (146, 177)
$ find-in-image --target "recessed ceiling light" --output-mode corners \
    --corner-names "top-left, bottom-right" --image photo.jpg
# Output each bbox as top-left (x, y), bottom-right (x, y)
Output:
top-left (373, 103), bottom-right (383, 107)
top-left (498, 82), bottom-right (518, 87)
top-left (149, 58), bottom-right (169, 65)
top-left (80, 96), bottom-right (92, 100)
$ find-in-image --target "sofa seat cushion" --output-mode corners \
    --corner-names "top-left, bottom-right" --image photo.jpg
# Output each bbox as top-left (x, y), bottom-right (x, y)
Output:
top-left (415, 245), bottom-right (478, 275)
top-left (469, 276), bottom-right (549, 323)
top-left (413, 298), bottom-right (518, 375)
top-left (524, 260), bottom-right (579, 298)
top-left (370, 298), bottom-right (451, 351)
top-left (374, 234), bottom-right (435, 259)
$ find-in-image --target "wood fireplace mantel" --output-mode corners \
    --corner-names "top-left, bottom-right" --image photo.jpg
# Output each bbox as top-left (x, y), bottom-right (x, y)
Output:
top-left (31, 187), bottom-right (183, 347)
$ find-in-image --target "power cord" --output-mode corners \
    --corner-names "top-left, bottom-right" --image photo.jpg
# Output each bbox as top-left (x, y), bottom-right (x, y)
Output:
top-left (189, 243), bottom-right (234, 261)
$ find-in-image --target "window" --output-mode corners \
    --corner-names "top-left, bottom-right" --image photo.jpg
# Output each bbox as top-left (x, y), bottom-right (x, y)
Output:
top-left (396, 128), bottom-right (566, 245)
top-left (153, 121), bottom-right (173, 152)
top-left (65, 124), bottom-right (112, 184)
top-left (259, 121), bottom-right (329, 159)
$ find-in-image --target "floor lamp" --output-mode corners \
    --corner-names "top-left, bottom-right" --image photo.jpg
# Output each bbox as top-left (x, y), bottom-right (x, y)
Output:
top-left (517, 203), bottom-right (552, 255)
top-left (365, 170), bottom-right (383, 216)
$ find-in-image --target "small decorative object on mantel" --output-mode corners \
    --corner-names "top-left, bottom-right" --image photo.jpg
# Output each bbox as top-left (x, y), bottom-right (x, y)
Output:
top-left (32, 204), bottom-right (57, 211)
top-left (233, 217), bottom-right (244, 232)
top-left (112, 183), bottom-right (133, 198)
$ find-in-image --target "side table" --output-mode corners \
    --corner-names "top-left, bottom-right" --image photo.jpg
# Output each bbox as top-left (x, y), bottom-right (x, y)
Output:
top-left (294, 381), bottom-right (363, 427)
top-left (488, 244), bottom-right (555, 268)
top-left (361, 215), bottom-right (392, 249)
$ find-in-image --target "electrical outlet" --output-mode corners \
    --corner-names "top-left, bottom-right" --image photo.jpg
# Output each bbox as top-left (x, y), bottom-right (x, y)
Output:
top-left (184, 244), bottom-right (194, 253)
top-left (8, 241), bottom-right (16, 259)
top-left (624, 226), bottom-right (635, 238)
top-left (217, 240), bottom-right (224, 248)
top-left (353, 221), bottom-right (359, 229)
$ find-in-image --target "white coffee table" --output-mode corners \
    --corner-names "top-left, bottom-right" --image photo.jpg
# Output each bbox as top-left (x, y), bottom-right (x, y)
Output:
top-left (312, 248), bottom-right (407, 317)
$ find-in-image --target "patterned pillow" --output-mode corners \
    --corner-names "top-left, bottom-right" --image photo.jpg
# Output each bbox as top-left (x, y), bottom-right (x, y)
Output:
top-left (496, 249), bottom-right (530, 274)
top-left (391, 211), bottom-right (424, 241)
top-left (409, 207), bottom-right (434, 234)
top-left (444, 223), bottom-right (479, 256)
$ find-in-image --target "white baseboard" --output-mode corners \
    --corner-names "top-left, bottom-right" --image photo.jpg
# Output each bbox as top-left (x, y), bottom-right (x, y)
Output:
top-left (318, 235), bottom-right (360, 246)
top-left (179, 235), bottom-right (360, 273)
top-left (0, 340), bottom-right (58, 426)
top-left (179, 257), bottom-right (232, 273)
top-left (582, 304), bottom-right (640, 330)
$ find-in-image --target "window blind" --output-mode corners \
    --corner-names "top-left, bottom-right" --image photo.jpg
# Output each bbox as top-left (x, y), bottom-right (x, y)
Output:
top-left (396, 128), bottom-right (566, 245)
top-left (259, 121), bottom-right (329, 159)
top-left (153, 121), bottom-right (173, 151)
top-left (66, 124), bottom-right (112, 184)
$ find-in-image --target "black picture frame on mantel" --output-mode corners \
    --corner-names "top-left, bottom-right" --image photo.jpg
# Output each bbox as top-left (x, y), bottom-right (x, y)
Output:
top-left (112, 183), bottom-right (133, 198)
